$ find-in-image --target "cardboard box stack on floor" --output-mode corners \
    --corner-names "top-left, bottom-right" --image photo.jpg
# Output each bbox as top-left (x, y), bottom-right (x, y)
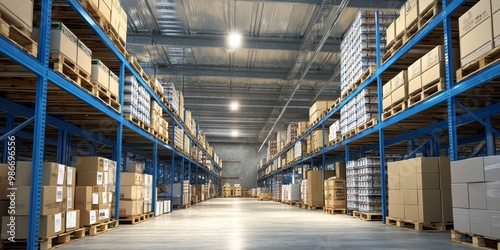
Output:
top-left (1, 162), bottom-right (74, 239)
top-left (233, 184), bottom-right (242, 197)
top-left (324, 177), bottom-right (347, 210)
top-left (451, 155), bottom-right (500, 238)
top-left (305, 170), bottom-right (335, 208)
top-left (387, 157), bottom-right (452, 223)
top-left (282, 183), bottom-right (300, 202)
top-left (74, 156), bottom-right (115, 225)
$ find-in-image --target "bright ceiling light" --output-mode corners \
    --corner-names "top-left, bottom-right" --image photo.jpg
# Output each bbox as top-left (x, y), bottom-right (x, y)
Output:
top-left (227, 32), bottom-right (242, 49)
top-left (231, 130), bottom-right (239, 137)
top-left (230, 101), bottom-right (239, 111)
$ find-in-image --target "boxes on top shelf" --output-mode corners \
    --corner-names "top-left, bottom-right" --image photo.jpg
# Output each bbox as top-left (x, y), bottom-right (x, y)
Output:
top-left (405, 0), bottom-right (418, 29)
top-left (419, 0), bottom-right (436, 16)
top-left (50, 22), bottom-right (78, 64)
top-left (0, 0), bottom-right (34, 32)
top-left (77, 40), bottom-right (92, 75)
top-left (458, 0), bottom-right (493, 66)
top-left (396, 6), bottom-right (406, 39)
top-left (386, 20), bottom-right (396, 47)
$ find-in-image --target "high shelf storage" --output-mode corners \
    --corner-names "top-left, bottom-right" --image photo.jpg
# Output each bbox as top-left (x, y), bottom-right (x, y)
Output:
top-left (0, 0), bottom-right (222, 248)
top-left (258, 0), bottom-right (499, 221)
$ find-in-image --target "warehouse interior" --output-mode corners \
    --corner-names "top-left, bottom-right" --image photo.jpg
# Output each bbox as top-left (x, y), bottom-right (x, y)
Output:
top-left (0, 0), bottom-right (500, 249)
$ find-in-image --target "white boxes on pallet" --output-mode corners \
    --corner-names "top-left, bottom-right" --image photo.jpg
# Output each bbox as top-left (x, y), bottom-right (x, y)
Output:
top-left (109, 71), bottom-right (119, 97)
top-left (0, 0), bottom-right (33, 32)
top-left (50, 22), bottom-right (78, 64)
top-left (458, 0), bottom-right (493, 66)
top-left (91, 59), bottom-right (109, 88)
top-left (124, 76), bottom-right (151, 126)
top-left (77, 40), bottom-right (92, 75)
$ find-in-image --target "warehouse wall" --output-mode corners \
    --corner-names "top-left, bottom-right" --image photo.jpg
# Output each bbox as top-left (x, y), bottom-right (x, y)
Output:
top-left (211, 143), bottom-right (266, 189)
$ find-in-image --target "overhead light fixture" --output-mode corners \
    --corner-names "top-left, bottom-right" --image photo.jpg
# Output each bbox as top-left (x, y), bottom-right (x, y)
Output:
top-left (227, 32), bottom-right (242, 49)
top-left (230, 101), bottom-right (239, 111)
top-left (231, 130), bottom-right (239, 137)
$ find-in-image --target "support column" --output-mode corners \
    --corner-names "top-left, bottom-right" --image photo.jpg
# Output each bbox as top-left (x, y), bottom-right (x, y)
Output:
top-left (486, 116), bottom-right (496, 156)
top-left (152, 142), bottom-right (158, 215)
top-left (113, 61), bottom-right (125, 221)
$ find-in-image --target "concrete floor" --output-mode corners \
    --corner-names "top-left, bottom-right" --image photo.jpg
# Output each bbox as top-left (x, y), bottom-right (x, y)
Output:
top-left (62, 198), bottom-right (473, 250)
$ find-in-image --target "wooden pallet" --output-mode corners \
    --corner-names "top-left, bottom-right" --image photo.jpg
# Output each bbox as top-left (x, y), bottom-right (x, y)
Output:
top-left (382, 37), bottom-right (404, 64)
top-left (85, 220), bottom-right (119, 236)
top-left (124, 113), bottom-right (149, 130)
top-left (386, 217), bottom-right (452, 232)
top-left (80, 0), bottom-right (127, 57)
top-left (456, 46), bottom-right (500, 82)
top-left (353, 211), bottom-right (383, 221)
top-left (342, 129), bottom-right (356, 140)
top-left (356, 118), bottom-right (378, 133)
top-left (382, 99), bottom-right (407, 121)
top-left (119, 212), bottom-right (154, 225)
top-left (173, 204), bottom-right (191, 209)
top-left (451, 230), bottom-right (500, 250)
top-left (0, 18), bottom-right (38, 58)
top-left (419, 0), bottom-right (442, 27)
top-left (93, 83), bottom-right (121, 113)
top-left (301, 204), bottom-right (322, 210)
top-left (49, 52), bottom-right (94, 91)
top-left (407, 79), bottom-right (446, 107)
top-left (323, 207), bottom-right (347, 215)
top-left (1, 228), bottom-right (86, 250)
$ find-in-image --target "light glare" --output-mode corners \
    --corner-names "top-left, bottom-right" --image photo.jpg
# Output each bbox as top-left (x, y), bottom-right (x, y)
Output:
top-left (228, 32), bottom-right (242, 49)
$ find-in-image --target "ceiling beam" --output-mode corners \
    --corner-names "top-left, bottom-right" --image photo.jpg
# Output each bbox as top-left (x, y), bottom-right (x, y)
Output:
top-left (143, 65), bottom-right (333, 81)
top-left (235, 0), bottom-right (322, 4)
top-left (347, 0), bottom-right (405, 9)
top-left (127, 34), bottom-right (341, 52)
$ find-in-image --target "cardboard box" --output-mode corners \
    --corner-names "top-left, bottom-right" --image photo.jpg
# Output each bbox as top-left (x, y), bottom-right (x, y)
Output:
top-left (383, 95), bottom-right (392, 111)
top-left (66, 210), bottom-right (80, 232)
top-left (121, 172), bottom-right (143, 186)
top-left (63, 186), bottom-right (75, 211)
top-left (417, 173), bottom-right (440, 190)
top-left (383, 80), bottom-right (392, 98)
top-left (486, 181), bottom-right (500, 210)
top-left (0, 0), bottom-right (34, 32)
top-left (98, 207), bottom-right (110, 222)
top-left (75, 186), bottom-right (104, 210)
top-left (469, 183), bottom-right (487, 209)
top-left (408, 59), bottom-right (422, 95)
top-left (309, 101), bottom-right (331, 118)
top-left (77, 40), bottom-right (92, 75)
top-left (0, 164), bottom-right (9, 199)
top-left (451, 157), bottom-right (484, 183)
top-left (77, 171), bottom-right (104, 186)
top-left (386, 21), bottom-right (396, 47)
top-left (389, 203), bottom-right (405, 219)
top-left (388, 161), bottom-right (400, 190)
top-left (389, 190), bottom-right (403, 205)
top-left (441, 189), bottom-right (453, 222)
top-left (405, 0), bottom-right (418, 29)
top-left (491, 210), bottom-right (500, 238)
top-left (306, 170), bottom-right (335, 207)
top-left (470, 209), bottom-right (491, 236)
top-left (75, 156), bottom-right (110, 172)
top-left (418, 190), bottom-right (442, 222)
top-left (396, 7), bottom-right (406, 38)
top-left (119, 200), bottom-right (143, 217)
top-left (80, 210), bottom-right (98, 226)
top-left (403, 190), bottom-right (418, 205)
top-left (98, 0), bottom-right (112, 23)
top-left (453, 208), bottom-right (471, 233)
top-left (16, 161), bottom-right (66, 186)
top-left (484, 155), bottom-right (500, 181)
top-left (109, 71), bottom-right (119, 97)
top-left (404, 205), bottom-right (419, 221)
top-left (16, 186), bottom-right (63, 215)
top-left (419, 0), bottom-right (435, 16)
top-left (50, 22), bottom-right (78, 63)
top-left (494, 10), bottom-right (500, 47)
top-left (91, 60), bottom-right (110, 87)
top-left (451, 183), bottom-right (469, 208)
top-left (391, 71), bottom-right (408, 104)
top-left (120, 185), bottom-right (142, 200)
top-left (66, 166), bottom-right (76, 187)
top-left (459, 0), bottom-right (493, 66)
top-left (1, 213), bottom-right (66, 239)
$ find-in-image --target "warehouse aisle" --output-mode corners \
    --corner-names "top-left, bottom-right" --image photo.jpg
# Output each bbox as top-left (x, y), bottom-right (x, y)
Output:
top-left (62, 198), bottom-right (472, 250)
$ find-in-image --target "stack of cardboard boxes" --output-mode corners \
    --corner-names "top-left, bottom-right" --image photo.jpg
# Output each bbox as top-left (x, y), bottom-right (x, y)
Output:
top-left (118, 172), bottom-right (144, 217)
top-left (91, 59), bottom-right (119, 98)
top-left (174, 125), bottom-right (183, 151)
top-left (75, 157), bottom-right (114, 226)
top-left (451, 155), bottom-right (500, 238)
top-left (150, 100), bottom-right (168, 140)
top-left (222, 183), bottom-right (231, 197)
top-left (309, 101), bottom-right (334, 124)
top-left (2, 162), bottom-right (78, 239)
top-left (89, 0), bottom-right (128, 42)
top-left (286, 123), bottom-right (298, 144)
top-left (388, 157), bottom-right (452, 223)
top-left (0, 0), bottom-right (34, 33)
top-left (305, 170), bottom-right (335, 208)
top-left (273, 179), bottom-right (282, 201)
top-left (324, 177), bottom-right (347, 210)
top-left (267, 139), bottom-right (277, 160)
top-left (329, 121), bottom-right (340, 142)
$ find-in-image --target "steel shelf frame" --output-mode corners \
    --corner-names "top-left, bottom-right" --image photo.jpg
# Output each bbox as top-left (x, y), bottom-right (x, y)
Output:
top-left (0, 0), bottom-right (221, 248)
top-left (258, 0), bottom-right (500, 222)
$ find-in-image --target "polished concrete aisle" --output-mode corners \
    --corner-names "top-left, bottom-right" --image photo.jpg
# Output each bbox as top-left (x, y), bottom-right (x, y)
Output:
top-left (62, 198), bottom-right (472, 250)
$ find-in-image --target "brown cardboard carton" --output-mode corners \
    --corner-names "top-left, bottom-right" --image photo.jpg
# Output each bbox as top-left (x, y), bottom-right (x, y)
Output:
top-left (383, 95), bottom-right (392, 111)
top-left (109, 71), bottom-right (120, 97)
top-left (389, 203), bottom-right (405, 219)
top-left (98, 205), bottom-right (111, 222)
top-left (0, 164), bottom-right (10, 199)
top-left (91, 59), bottom-right (109, 87)
top-left (405, 0), bottom-right (418, 28)
top-left (396, 6), bottom-right (406, 38)
top-left (459, 0), bottom-right (493, 65)
top-left (386, 21), bottom-right (396, 47)
top-left (335, 162), bottom-right (346, 178)
top-left (63, 186), bottom-right (75, 211)
top-left (66, 166), bottom-right (76, 187)
top-left (418, 190), bottom-right (442, 222)
top-left (494, 9), bottom-right (500, 47)
top-left (16, 186), bottom-right (63, 215)
top-left (419, 0), bottom-right (435, 16)
top-left (75, 156), bottom-right (110, 172)
top-left (77, 40), bottom-right (92, 75)
top-left (403, 190), bottom-right (418, 205)
top-left (98, 0), bottom-right (112, 23)
top-left (309, 101), bottom-right (331, 118)
top-left (1, 216), bottom-right (28, 240)
top-left (388, 161), bottom-right (401, 190)
top-left (306, 170), bottom-right (335, 207)
top-left (408, 58), bottom-right (422, 95)
top-left (16, 161), bottom-right (66, 186)
top-left (80, 210), bottom-right (98, 226)
top-left (417, 173), bottom-right (440, 190)
top-left (121, 172), bottom-right (143, 186)
top-left (119, 200), bottom-right (143, 217)
top-left (120, 185), bottom-right (142, 200)
top-left (65, 210), bottom-right (80, 232)
top-left (391, 70), bottom-right (408, 104)
top-left (77, 171), bottom-right (104, 186)
top-left (404, 205), bottom-right (419, 221)
top-left (75, 186), bottom-right (101, 211)
top-left (389, 190), bottom-right (403, 204)
top-left (0, 0), bottom-right (34, 32)
top-left (441, 189), bottom-right (453, 222)
top-left (383, 79), bottom-right (392, 98)
top-left (50, 22), bottom-right (78, 63)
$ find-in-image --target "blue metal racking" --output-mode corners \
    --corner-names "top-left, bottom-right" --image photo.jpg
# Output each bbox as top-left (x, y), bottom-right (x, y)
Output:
top-left (0, 0), bottom-right (222, 249)
top-left (258, 0), bottom-right (499, 220)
